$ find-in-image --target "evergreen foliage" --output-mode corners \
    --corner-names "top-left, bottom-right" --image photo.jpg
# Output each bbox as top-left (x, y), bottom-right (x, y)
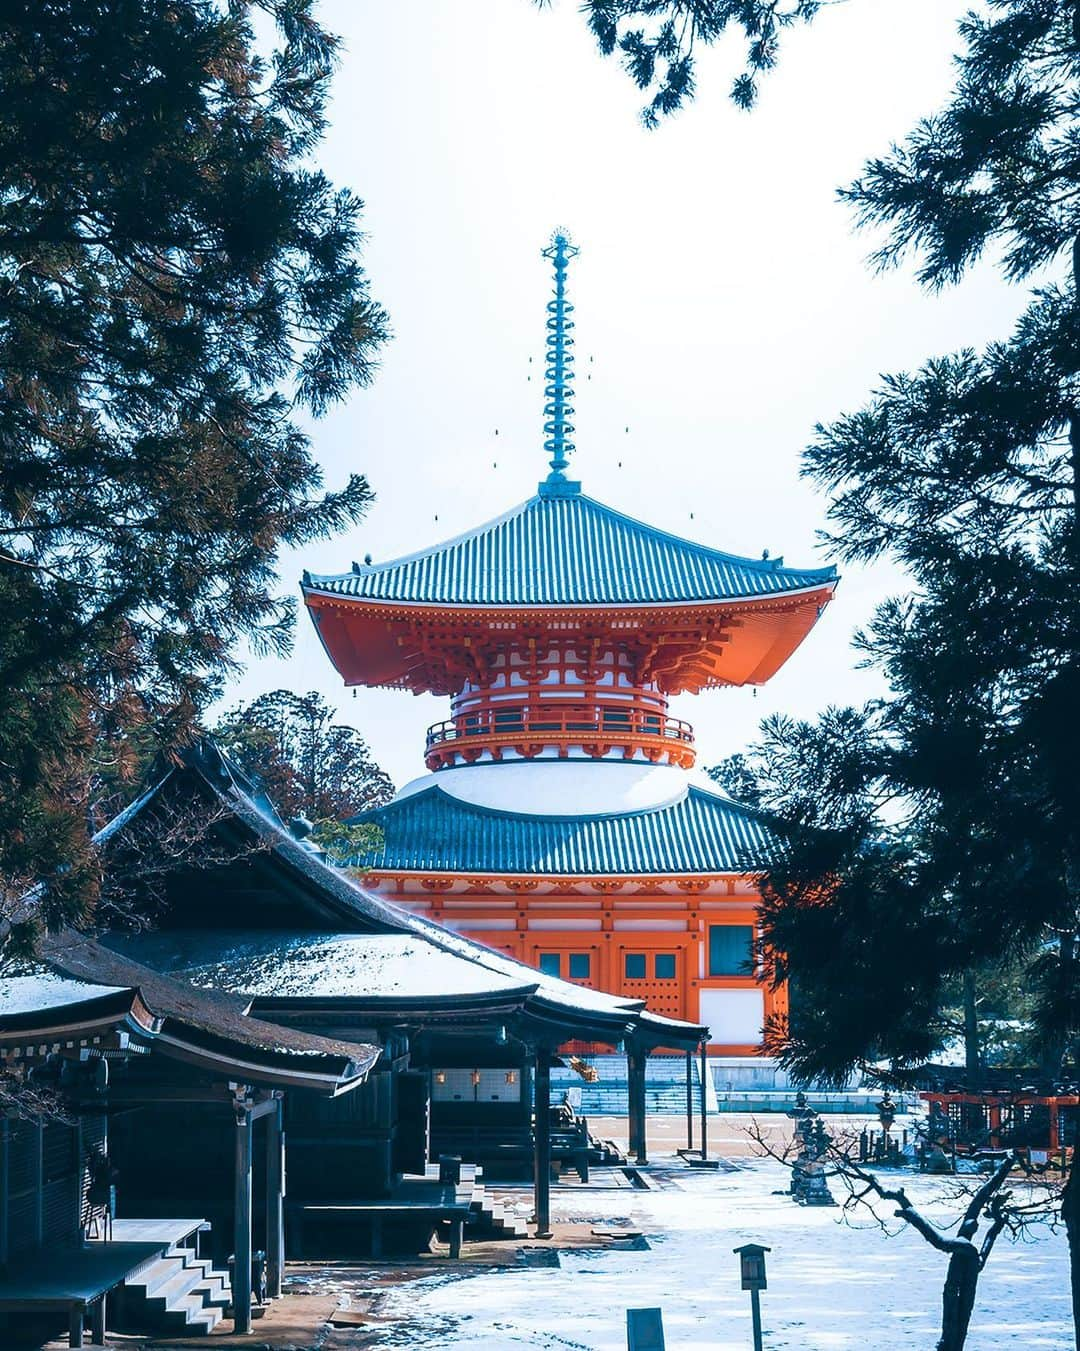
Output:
top-left (574, 0), bottom-right (823, 123)
top-left (0, 1), bottom-right (387, 937)
top-left (214, 689), bottom-right (394, 824)
top-left (711, 1), bottom-right (1080, 1089)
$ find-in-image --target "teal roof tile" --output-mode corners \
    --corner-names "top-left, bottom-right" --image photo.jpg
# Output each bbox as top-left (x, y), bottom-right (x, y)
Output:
top-left (350, 782), bottom-right (772, 876)
top-left (304, 491), bottom-right (836, 609)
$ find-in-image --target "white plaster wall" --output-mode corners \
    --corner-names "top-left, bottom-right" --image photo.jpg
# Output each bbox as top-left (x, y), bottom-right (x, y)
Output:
top-left (698, 988), bottom-right (765, 1044)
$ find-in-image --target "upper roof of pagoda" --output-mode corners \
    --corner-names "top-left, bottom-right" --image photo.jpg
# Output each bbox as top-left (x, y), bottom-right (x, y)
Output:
top-left (302, 233), bottom-right (838, 696)
top-left (302, 486), bottom-right (837, 611)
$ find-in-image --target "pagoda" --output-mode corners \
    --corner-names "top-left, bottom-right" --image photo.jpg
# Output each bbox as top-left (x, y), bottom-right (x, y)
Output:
top-left (302, 233), bottom-right (837, 1057)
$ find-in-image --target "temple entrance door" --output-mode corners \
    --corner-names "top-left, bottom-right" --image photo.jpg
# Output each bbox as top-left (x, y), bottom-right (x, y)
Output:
top-left (619, 946), bottom-right (685, 1021)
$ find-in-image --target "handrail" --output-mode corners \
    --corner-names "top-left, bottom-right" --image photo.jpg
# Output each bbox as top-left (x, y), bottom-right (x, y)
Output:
top-left (425, 706), bottom-right (695, 749)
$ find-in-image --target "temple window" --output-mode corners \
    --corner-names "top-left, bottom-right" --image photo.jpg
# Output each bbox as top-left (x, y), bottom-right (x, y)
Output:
top-left (654, 954), bottom-right (676, 980)
top-left (538, 952), bottom-right (561, 977)
top-left (708, 925), bottom-right (754, 977)
top-left (568, 953), bottom-right (591, 979)
top-left (624, 953), bottom-right (647, 979)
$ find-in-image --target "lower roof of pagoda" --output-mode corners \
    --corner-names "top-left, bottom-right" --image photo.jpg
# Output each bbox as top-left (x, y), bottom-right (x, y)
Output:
top-left (348, 761), bottom-right (772, 877)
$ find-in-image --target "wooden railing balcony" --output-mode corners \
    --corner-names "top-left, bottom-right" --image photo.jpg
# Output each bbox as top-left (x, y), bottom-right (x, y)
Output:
top-left (424, 706), bottom-right (696, 770)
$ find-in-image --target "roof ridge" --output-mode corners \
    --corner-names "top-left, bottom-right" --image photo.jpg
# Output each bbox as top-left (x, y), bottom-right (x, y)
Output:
top-left (358, 776), bottom-right (772, 827)
top-left (304, 495), bottom-right (536, 587)
top-left (570, 492), bottom-right (837, 580)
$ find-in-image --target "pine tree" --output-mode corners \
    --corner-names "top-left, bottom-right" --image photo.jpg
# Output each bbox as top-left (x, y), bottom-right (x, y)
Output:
top-left (575, 0), bottom-right (823, 122)
top-left (0, 1), bottom-right (388, 938)
top-left (214, 690), bottom-right (394, 824)
top-left (769, 0), bottom-right (1080, 1078)
top-left (705, 2), bottom-right (1080, 1333)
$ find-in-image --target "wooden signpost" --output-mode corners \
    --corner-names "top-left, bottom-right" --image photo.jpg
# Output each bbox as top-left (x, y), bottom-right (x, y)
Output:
top-left (626, 1306), bottom-right (666, 1350)
top-left (734, 1243), bottom-right (770, 1351)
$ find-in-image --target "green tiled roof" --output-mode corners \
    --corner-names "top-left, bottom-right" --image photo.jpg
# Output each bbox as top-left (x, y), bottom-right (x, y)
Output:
top-left (304, 490), bottom-right (836, 609)
top-left (350, 781), bottom-right (772, 876)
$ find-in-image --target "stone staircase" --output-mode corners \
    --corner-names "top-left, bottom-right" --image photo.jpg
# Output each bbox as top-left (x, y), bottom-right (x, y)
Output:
top-left (466, 1173), bottom-right (529, 1241)
top-left (551, 1054), bottom-right (704, 1116)
top-left (117, 1241), bottom-right (232, 1336)
top-left (429, 1163), bottom-right (529, 1243)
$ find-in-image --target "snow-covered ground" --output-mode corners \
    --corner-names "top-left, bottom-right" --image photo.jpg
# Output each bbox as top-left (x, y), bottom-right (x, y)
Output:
top-left (367, 1160), bottom-right (1072, 1350)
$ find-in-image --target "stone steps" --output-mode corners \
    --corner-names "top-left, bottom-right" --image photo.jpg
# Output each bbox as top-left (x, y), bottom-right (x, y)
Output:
top-left (425, 1164), bottom-right (530, 1243)
top-left (119, 1243), bottom-right (232, 1336)
top-left (467, 1180), bottom-right (529, 1241)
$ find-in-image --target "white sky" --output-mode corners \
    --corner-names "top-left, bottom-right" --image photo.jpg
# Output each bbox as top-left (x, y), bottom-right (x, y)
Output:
top-left (220, 0), bottom-right (1026, 790)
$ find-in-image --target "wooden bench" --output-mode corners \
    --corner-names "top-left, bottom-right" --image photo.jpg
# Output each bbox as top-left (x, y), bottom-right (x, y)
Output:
top-left (288, 1179), bottom-right (475, 1259)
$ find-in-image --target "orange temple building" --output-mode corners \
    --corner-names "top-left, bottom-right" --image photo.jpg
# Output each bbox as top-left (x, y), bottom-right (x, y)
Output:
top-left (302, 234), bottom-right (837, 1060)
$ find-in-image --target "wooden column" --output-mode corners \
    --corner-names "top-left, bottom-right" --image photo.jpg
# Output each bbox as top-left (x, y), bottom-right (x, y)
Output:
top-left (0, 1118), bottom-right (9, 1268)
top-left (73, 1118), bottom-right (83, 1241)
top-left (626, 1052), bottom-right (640, 1161)
top-left (34, 1120), bottom-right (43, 1248)
top-left (699, 1040), bottom-right (709, 1161)
top-left (265, 1097), bottom-right (285, 1299)
top-left (685, 1050), bottom-right (694, 1153)
top-left (628, 1049), bottom-right (648, 1166)
top-left (90, 1294), bottom-right (106, 1346)
top-left (533, 1048), bottom-right (552, 1238)
top-left (233, 1099), bottom-right (253, 1335)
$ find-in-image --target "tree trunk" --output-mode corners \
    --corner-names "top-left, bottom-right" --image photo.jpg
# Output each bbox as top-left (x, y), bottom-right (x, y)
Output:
top-left (937, 1246), bottom-right (980, 1351)
top-left (1067, 36), bottom-right (1080, 1333)
top-left (1071, 213), bottom-right (1080, 553)
top-left (1063, 1085), bottom-right (1080, 1348)
top-left (962, 969), bottom-right (980, 1086)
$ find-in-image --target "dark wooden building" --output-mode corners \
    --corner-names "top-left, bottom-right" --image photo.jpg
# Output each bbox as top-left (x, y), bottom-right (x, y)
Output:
top-left (0, 963), bottom-right (374, 1343)
top-left (75, 742), bottom-right (705, 1244)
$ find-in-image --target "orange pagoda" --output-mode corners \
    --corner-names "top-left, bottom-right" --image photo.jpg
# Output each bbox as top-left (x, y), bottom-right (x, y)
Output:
top-left (302, 233), bottom-right (837, 1058)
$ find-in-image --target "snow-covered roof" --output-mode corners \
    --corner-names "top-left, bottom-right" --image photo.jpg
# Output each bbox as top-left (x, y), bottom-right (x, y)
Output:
top-left (38, 932), bottom-right (381, 1089)
top-left (91, 742), bottom-right (707, 1048)
top-left (107, 931), bottom-right (535, 1003)
top-left (0, 972), bottom-right (128, 1015)
top-left (0, 940), bottom-right (380, 1096)
top-left (393, 760), bottom-right (691, 817)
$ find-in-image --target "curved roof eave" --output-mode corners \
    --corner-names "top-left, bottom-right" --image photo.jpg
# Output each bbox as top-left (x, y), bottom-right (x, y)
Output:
top-left (302, 491), bottom-right (838, 609)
